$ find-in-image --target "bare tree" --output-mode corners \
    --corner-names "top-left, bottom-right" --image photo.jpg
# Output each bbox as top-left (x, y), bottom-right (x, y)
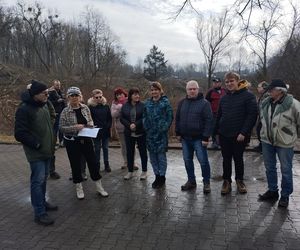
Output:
top-left (244, 0), bottom-right (282, 79)
top-left (196, 9), bottom-right (233, 87)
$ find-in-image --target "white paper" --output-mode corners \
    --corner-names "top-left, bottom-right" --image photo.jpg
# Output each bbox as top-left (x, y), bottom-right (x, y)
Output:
top-left (77, 127), bottom-right (100, 138)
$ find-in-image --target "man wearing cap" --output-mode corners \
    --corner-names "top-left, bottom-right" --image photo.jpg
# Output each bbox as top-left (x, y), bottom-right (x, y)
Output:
top-left (15, 80), bottom-right (58, 226)
top-left (258, 79), bottom-right (300, 208)
top-left (205, 77), bottom-right (226, 149)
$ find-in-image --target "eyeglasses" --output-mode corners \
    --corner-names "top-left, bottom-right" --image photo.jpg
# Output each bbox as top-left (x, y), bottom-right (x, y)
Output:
top-left (94, 96), bottom-right (102, 99)
top-left (69, 94), bottom-right (79, 97)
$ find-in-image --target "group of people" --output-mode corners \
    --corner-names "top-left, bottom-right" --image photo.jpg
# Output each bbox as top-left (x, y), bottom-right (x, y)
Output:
top-left (14, 72), bottom-right (300, 226)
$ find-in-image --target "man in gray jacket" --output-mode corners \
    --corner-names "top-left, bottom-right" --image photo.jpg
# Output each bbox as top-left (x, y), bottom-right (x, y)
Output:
top-left (258, 79), bottom-right (300, 208)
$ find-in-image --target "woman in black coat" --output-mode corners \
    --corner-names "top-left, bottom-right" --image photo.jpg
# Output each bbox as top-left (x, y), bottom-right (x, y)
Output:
top-left (120, 88), bottom-right (148, 180)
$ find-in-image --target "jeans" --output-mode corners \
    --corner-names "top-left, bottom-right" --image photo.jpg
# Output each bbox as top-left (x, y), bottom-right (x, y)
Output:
top-left (219, 135), bottom-right (246, 182)
top-left (125, 134), bottom-right (147, 172)
top-left (65, 138), bottom-right (101, 183)
top-left (181, 138), bottom-right (211, 183)
top-left (262, 142), bottom-right (294, 197)
top-left (93, 137), bottom-right (109, 168)
top-left (149, 152), bottom-right (167, 176)
top-left (29, 159), bottom-right (51, 217)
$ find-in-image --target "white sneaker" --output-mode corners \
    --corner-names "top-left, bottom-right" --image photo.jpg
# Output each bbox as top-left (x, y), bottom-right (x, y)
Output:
top-left (124, 172), bottom-right (133, 180)
top-left (95, 180), bottom-right (109, 197)
top-left (140, 171), bottom-right (147, 180)
top-left (76, 183), bottom-right (84, 199)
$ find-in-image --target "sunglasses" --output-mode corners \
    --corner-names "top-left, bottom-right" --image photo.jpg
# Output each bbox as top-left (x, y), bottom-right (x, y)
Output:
top-left (69, 94), bottom-right (79, 97)
top-left (94, 96), bottom-right (102, 99)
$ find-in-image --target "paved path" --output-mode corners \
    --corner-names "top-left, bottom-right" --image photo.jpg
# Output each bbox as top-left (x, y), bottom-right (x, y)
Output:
top-left (1, 144), bottom-right (300, 249)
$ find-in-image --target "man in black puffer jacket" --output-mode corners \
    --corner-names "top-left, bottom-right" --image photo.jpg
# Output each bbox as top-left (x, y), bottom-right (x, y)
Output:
top-left (176, 80), bottom-right (213, 193)
top-left (215, 72), bottom-right (257, 195)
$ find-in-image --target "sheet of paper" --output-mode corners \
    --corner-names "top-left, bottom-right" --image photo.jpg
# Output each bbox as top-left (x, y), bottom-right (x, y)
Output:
top-left (77, 127), bottom-right (100, 138)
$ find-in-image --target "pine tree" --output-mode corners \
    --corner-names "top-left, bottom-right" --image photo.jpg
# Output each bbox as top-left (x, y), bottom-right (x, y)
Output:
top-left (143, 45), bottom-right (168, 81)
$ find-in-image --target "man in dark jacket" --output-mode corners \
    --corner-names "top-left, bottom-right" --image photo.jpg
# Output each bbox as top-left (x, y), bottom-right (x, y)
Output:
top-left (48, 79), bottom-right (65, 179)
top-left (15, 80), bottom-right (58, 226)
top-left (176, 80), bottom-right (213, 193)
top-left (215, 72), bottom-right (257, 195)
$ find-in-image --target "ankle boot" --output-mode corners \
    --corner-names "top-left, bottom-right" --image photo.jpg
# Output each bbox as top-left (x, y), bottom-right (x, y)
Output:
top-left (152, 175), bottom-right (160, 189)
top-left (158, 176), bottom-right (166, 187)
top-left (95, 179), bottom-right (109, 197)
top-left (76, 183), bottom-right (84, 200)
top-left (104, 161), bottom-right (111, 172)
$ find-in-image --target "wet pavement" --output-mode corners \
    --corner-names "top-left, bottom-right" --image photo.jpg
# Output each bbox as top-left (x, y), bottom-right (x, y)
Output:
top-left (0, 144), bottom-right (300, 249)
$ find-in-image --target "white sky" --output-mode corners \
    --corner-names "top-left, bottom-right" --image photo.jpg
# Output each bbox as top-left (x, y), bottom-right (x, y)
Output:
top-left (1, 0), bottom-right (295, 66)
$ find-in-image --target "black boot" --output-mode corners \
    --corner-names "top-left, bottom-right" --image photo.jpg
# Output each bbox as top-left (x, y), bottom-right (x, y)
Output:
top-left (152, 175), bottom-right (160, 189)
top-left (157, 176), bottom-right (166, 188)
top-left (104, 161), bottom-right (111, 173)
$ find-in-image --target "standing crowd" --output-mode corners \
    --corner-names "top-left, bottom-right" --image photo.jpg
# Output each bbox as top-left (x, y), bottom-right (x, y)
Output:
top-left (14, 72), bottom-right (300, 226)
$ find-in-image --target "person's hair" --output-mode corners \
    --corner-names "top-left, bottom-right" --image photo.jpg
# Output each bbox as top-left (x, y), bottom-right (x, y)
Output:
top-left (224, 72), bottom-right (240, 81)
top-left (258, 81), bottom-right (269, 89)
top-left (128, 87), bottom-right (140, 103)
top-left (114, 87), bottom-right (127, 101)
top-left (92, 89), bottom-right (103, 96)
top-left (150, 81), bottom-right (164, 94)
top-left (274, 87), bottom-right (288, 93)
top-left (186, 80), bottom-right (199, 89)
top-left (53, 79), bottom-right (60, 85)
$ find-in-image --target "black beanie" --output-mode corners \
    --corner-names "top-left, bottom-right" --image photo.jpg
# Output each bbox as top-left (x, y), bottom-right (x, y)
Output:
top-left (28, 80), bottom-right (48, 96)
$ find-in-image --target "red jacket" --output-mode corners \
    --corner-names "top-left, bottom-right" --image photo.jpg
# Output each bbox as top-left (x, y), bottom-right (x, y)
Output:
top-left (205, 87), bottom-right (226, 114)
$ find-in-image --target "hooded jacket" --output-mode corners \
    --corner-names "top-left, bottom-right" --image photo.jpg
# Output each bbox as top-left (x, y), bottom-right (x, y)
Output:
top-left (215, 81), bottom-right (258, 138)
top-left (143, 95), bottom-right (173, 153)
top-left (14, 91), bottom-right (55, 162)
top-left (175, 93), bottom-right (213, 141)
top-left (87, 96), bottom-right (112, 138)
top-left (260, 94), bottom-right (300, 148)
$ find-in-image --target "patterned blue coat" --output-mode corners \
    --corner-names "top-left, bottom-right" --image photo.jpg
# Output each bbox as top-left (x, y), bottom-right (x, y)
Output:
top-left (143, 95), bottom-right (173, 153)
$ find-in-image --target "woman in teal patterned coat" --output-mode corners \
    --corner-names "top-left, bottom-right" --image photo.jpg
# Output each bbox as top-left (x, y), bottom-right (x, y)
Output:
top-left (143, 82), bottom-right (173, 188)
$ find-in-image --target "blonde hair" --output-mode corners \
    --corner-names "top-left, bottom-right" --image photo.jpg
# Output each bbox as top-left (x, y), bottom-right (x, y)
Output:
top-left (224, 72), bottom-right (240, 81)
top-left (150, 81), bottom-right (164, 94)
top-left (92, 89), bottom-right (103, 96)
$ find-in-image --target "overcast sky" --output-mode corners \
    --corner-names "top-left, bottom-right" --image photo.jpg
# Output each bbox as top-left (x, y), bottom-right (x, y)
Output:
top-left (2, 0), bottom-right (294, 66)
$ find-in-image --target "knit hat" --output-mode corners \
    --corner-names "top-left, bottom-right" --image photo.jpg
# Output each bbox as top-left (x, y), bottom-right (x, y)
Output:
top-left (268, 79), bottom-right (287, 90)
top-left (67, 86), bottom-right (82, 96)
top-left (27, 80), bottom-right (48, 96)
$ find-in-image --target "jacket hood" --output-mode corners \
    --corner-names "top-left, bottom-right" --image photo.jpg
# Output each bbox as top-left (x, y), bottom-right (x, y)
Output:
top-left (20, 90), bottom-right (46, 107)
top-left (238, 80), bottom-right (250, 90)
top-left (87, 96), bottom-right (107, 107)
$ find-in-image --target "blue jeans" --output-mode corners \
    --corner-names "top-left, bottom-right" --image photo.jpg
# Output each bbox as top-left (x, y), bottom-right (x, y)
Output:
top-left (149, 152), bottom-right (167, 176)
top-left (29, 159), bottom-right (51, 217)
top-left (262, 142), bottom-right (294, 198)
top-left (181, 138), bottom-right (211, 183)
top-left (93, 137), bottom-right (109, 168)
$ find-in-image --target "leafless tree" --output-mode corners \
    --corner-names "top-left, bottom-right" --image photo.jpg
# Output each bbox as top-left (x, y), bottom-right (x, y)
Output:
top-left (244, 0), bottom-right (282, 79)
top-left (196, 9), bottom-right (233, 87)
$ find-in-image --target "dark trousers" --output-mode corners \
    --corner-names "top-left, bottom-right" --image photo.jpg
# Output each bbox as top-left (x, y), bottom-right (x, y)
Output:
top-left (65, 138), bottom-right (101, 183)
top-left (53, 113), bottom-right (63, 143)
top-left (256, 121), bottom-right (262, 142)
top-left (125, 134), bottom-right (147, 172)
top-left (219, 135), bottom-right (247, 182)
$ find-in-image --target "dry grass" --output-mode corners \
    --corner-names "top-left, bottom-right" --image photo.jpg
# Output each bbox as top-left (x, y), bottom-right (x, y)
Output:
top-left (0, 135), bottom-right (17, 144)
